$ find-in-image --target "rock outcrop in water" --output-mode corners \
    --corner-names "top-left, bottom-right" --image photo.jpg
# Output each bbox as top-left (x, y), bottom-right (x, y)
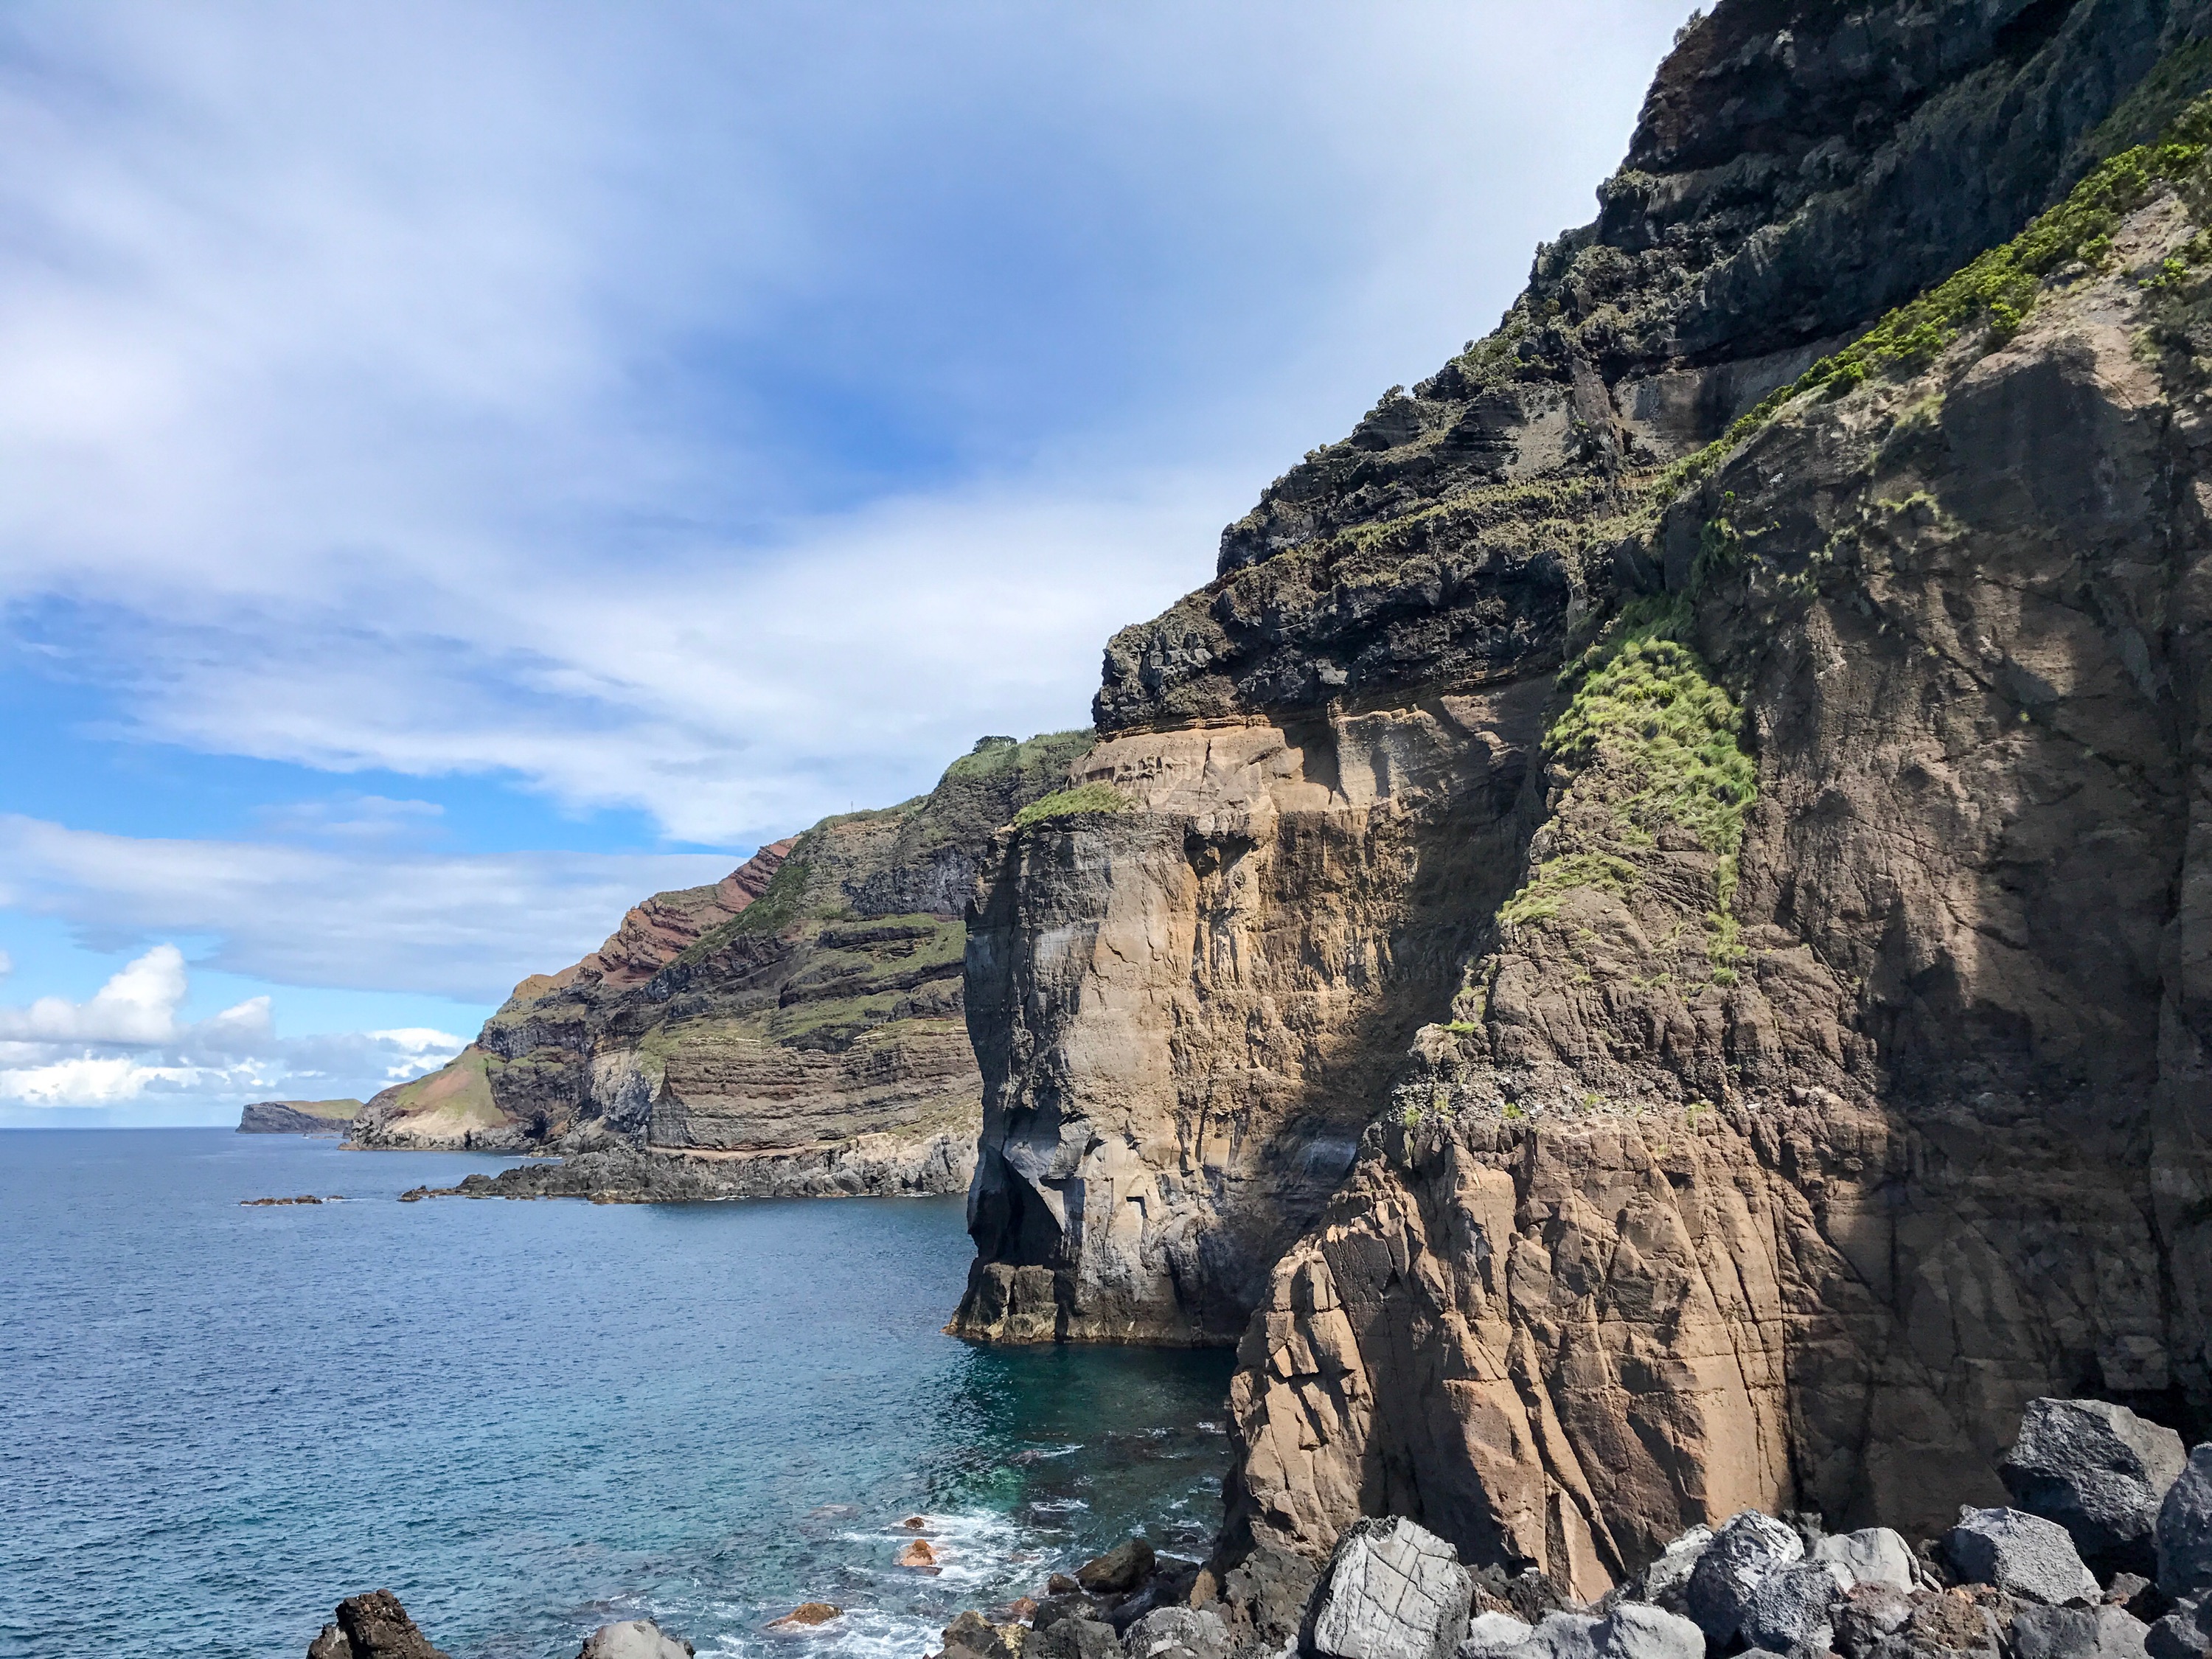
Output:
top-left (238, 1099), bottom-right (362, 1134)
top-left (951, 0), bottom-right (2212, 1599)
top-left (357, 732), bottom-right (1089, 1197)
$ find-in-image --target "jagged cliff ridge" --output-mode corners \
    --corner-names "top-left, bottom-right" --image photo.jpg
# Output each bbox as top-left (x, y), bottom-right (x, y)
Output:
top-left (955, 0), bottom-right (2212, 1598)
top-left (355, 731), bottom-right (1089, 1198)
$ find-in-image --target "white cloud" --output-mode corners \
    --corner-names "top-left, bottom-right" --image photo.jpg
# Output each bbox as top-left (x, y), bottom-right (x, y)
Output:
top-left (0, 940), bottom-right (190, 1042)
top-left (0, 948), bottom-right (13, 976)
top-left (0, 1), bottom-right (1698, 844)
top-left (0, 815), bottom-right (737, 1001)
top-left (0, 942), bottom-right (467, 1110)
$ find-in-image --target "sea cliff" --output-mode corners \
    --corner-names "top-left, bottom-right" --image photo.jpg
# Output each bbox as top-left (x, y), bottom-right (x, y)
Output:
top-left (238, 1099), bottom-right (361, 1134)
top-left (950, 0), bottom-right (2212, 1596)
top-left (350, 731), bottom-right (1090, 1197)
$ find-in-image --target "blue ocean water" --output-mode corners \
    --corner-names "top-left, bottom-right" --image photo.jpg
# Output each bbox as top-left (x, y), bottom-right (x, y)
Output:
top-left (0, 1130), bottom-right (1234, 1659)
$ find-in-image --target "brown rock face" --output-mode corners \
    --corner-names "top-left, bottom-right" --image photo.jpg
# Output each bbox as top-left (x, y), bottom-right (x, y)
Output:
top-left (1225, 151), bottom-right (2212, 1587)
top-left (956, 0), bottom-right (2212, 1598)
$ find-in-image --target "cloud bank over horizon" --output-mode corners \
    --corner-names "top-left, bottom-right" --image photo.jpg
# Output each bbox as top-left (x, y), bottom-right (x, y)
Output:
top-left (0, 0), bottom-right (1699, 1118)
top-left (0, 944), bottom-right (465, 1121)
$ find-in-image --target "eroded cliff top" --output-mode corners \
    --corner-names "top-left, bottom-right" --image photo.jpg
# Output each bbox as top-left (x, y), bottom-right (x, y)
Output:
top-left (1095, 0), bottom-right (2212, 734)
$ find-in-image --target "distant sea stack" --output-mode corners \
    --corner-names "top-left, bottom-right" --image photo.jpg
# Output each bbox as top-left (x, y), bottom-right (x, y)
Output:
top-left (237, 1099), bottom-right (363, 1135)
top-left (350, 731), bottom-right (1091, 1198)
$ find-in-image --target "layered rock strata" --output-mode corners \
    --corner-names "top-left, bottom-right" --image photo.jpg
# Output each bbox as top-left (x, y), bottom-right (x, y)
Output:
top-left (358, 733), bottom-right (1088, 1197)
top-left (954, 0), bottom-right (2212, 1601)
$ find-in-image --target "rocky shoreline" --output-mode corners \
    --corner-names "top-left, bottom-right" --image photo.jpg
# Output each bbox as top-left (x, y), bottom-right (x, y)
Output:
top-left (308, 1396), bottom-right (2212, 1659)
top-left (394, 1130), bottom-right (977, 1203)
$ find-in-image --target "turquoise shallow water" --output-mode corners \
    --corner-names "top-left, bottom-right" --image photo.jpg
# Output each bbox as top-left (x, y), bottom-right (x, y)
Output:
top-left (0, 1130), bottom-right (1234, 1659)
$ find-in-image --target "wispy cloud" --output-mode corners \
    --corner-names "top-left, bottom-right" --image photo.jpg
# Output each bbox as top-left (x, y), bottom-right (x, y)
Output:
top-left (0, 815), bottom-right (735, 1001)
top-left (0, 1), bottom-right (1695, 845)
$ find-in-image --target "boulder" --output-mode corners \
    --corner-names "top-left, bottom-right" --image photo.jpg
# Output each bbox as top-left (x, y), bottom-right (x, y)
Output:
top-left (1742, 1561), bottom-right (1851, 1656)
top-left (2003, 1401), bottom-right (2187, 1571)
top-left (2102, 1576), bottom-right (2166, 1624)
top-left (2145, 1596), bottom-right (2212, 1659)
top-left (1685, 1512), bottom-right (1805, 1646)
top-left (577, 1623), bottom-right (695, 1659)
top-left (305, 1590), bottom-right (451, 1659)
top-left (1079, 1539), bottom-right (1158, 1596)
top-left (1634, 1528), bottom-right (1713, 1615)
top-left (900, 1540), bottom-right (941, 1570)
top-left (1944, 1508), bottom-right (2099, 1604)
top-left (1459, 1612), bottom-right (1534, 1658)
top-left (1035, 1596), bottom-right (1106, 1633)
top-left (1107, 1558), bottom-right (1205, 1635)
top-left (1590, 1604), bottom-right (1705, 1659)
top-left (1123, 1607), bottom-right (1230, 1659)
top-left (1511, 1613), bottom-right (1602, 1659)
top-left (2008, 1605), bottom-right (2150, 1659)
top-left (1816, 1530), bottom-right (1918, 1593)
top-left (1031, 1618), bottom-right (1121, 1659)
top-left (944, 1611), bottom-right (1018, 1659)
top-left (1223, 1543), bottom-right (1321, 1652)
top-left (2157, 1447), bottom-right (2212, 1601)
top-left (1309, 1517), bottom-right (1474, 1659)
top-left (1832, 1582), bottom-right (1914, 1659)
top-left (1479, 1606), bottom-right (1703, 1659)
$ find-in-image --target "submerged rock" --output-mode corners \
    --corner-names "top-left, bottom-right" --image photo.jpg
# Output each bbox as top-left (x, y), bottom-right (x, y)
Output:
top-left (765, 1604), bottom-right (843, 1630)
top-left (1308, 1517), bottom-right (1473, 1659)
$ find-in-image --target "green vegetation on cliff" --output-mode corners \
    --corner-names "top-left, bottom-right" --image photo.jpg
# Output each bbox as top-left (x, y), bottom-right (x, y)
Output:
top-left (1660, 86), bottom-right (2212, 504)
top-left (1500, 597), bottom-right (1753, 982)
top-left (1013, 782), bottom-right (1132, 829)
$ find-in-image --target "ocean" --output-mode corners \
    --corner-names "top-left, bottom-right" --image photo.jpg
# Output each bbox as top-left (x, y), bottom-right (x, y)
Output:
top-left (0, 1130), bottom-right (1235, 1659)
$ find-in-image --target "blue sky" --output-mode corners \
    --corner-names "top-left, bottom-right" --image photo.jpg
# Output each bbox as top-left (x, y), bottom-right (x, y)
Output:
top-left (0, 0), bottom-right (1697, 1124)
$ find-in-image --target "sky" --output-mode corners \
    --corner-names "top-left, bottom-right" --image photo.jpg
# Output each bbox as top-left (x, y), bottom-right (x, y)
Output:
top-left (0, 0), bottom-right (1699, 1125)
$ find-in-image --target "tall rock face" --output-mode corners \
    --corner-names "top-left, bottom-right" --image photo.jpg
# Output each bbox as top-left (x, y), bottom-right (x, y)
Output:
top-left (956, 0), bottom-right (2212, 1599)
top-left (352, 731), bottom-right (1088, 1194)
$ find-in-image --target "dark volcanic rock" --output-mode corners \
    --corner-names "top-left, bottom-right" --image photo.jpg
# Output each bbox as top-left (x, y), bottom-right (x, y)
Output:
top-left (2003, 1399), bottom-right (2185, 1571)
top-left (1686, 1512), bottom-right (1804, 1647)
top-left (2008, 1604), bottom-right (2152, 1659)
top-left (1079, 1537), bottom-right (1158, 1596)
top-left (2158, 1447), bottom-right (2212, 1601)
top-left (305, 1590), bottom-right (450, 1659)
top-left (1945, 1510), bottom-right (2099, 1607)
